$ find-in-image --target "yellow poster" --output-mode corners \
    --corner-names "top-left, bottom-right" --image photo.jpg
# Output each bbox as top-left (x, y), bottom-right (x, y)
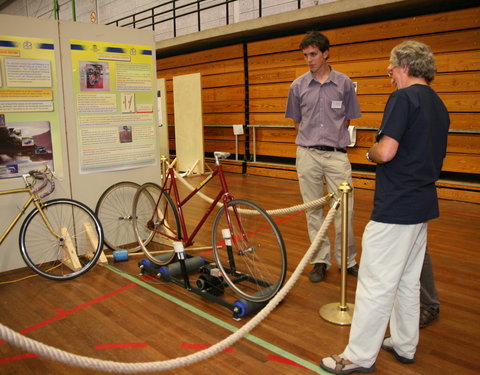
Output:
top-left (0, 36), bottom-right (60, 179)
top-left (70, 40), bottom-right (156, 174)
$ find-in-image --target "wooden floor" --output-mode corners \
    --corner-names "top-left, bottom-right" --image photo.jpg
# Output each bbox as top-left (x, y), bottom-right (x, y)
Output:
top-left (0, 172), bottom-right (479, 375)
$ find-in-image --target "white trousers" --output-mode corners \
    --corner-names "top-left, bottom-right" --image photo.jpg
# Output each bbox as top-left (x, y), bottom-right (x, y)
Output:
top-left (342, 221), bottom-right (427, 368)
top-left (296, 146), bottom-right (356, 268)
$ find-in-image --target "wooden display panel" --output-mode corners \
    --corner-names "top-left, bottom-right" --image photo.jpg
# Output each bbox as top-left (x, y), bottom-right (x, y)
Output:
top-left (173, 73), bottom-right (204, 174)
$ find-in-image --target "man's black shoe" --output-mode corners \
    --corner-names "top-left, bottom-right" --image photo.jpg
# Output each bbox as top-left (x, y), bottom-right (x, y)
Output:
top-left (308, 263), bottom-right (326, 283)
top-left (420, 306), bottom-right (439, 328)
top-left (347, 264), bottom-right (359, 277)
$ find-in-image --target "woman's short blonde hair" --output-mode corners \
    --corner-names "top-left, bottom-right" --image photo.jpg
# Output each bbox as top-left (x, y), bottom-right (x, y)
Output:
top-left (390, 40), bottom-right (436, 84)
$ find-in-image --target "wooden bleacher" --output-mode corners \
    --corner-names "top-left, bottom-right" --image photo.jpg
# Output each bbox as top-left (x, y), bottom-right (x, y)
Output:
top-left (157, 6), bottom-right (480, 204)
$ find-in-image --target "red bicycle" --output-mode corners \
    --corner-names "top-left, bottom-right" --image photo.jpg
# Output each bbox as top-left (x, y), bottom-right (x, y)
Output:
top-left (132, 152), bottom-right (286, 302)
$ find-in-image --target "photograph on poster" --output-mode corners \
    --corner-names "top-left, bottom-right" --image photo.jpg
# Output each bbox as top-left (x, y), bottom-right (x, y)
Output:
top-left (79, 61), bottom-right (109, 91)
top-left (0, 120), bottom-right (53, 178)
top-left (118, 125), bottom-right (132, 143)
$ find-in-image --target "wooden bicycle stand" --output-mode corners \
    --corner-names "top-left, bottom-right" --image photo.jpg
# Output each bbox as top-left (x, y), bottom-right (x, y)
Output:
top-left (319, 182), bottom-right (355, 325)
top-left (105, 245), bottom-right (216, 260)
top-left (60, 227), bottom-right (82, 271)
top-left (60, 223), bottom-right (107, 272)
top-left (84, 222), bottom-right (107, 264)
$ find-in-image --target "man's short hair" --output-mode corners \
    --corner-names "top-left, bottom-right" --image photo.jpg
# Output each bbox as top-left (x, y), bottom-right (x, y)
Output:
top-left (299, 31), bottom-right (330, 53)
top-left (390, 40), bottom-right (436, 84)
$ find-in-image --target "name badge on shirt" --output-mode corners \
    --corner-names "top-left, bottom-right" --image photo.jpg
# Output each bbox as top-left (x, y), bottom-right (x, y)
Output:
top-left (331, 100), bottom-right (343, 109)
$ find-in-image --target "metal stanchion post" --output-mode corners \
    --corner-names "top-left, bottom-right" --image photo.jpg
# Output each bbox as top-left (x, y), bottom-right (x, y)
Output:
top-left (319, 182), bottom-right (354, 325)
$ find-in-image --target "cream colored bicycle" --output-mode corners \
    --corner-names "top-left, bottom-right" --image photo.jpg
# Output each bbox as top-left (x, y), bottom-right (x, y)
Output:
top-left (0, 166), bottom-right (104, 280)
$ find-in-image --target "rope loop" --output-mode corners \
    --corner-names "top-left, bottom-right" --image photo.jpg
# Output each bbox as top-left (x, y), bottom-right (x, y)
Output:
top-left (0, 172), bottom-right (340, 373)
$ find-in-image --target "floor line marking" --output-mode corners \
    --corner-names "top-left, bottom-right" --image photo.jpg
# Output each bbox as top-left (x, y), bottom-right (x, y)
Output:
top-left (105, 264), bottom-right (327, 374)
top-left (0, 353), bottom-right (38, 364)
top-left (0, 283), bottom-right (137, 346)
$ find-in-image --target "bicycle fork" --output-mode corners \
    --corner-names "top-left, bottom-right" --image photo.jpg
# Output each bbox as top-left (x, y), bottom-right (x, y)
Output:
top-left (32, 197), bottom-right (63, 242)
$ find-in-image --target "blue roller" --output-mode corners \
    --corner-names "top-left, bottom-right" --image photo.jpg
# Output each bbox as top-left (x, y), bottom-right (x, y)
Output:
top-left (233, 284), bottom-right (279, 317)
top-left (139, 259), bottom-right (153, 268)
top-left (113, 249), bottom-right (128, 262)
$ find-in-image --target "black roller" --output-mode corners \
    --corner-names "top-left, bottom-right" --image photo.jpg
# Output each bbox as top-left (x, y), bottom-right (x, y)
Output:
top-left (159, 256), bottom-right (206, 277)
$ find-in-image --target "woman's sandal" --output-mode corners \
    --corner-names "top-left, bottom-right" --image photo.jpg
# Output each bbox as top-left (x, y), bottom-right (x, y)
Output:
top-left (320, 354), bottom-right (376, 374)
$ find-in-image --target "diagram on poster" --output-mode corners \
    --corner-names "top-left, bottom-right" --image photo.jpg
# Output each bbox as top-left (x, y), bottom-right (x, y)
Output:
top-left (70, 40), bottom-right (157, 174)
top-left (0, 36), bottom-right (59, 178)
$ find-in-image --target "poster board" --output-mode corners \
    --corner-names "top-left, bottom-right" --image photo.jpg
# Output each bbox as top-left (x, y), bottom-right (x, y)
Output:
top-left (0, 16), bottom-right (163, 273)
top-left (0, 15), bottom-right (71, 272)
top-left (173, 73), bottom-right (204, 174)
top-left (58, 20), bottom-right (162, 210)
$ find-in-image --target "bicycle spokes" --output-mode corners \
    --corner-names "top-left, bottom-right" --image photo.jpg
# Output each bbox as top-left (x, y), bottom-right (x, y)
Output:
top-left (212, 199), bottom-right (286, 302)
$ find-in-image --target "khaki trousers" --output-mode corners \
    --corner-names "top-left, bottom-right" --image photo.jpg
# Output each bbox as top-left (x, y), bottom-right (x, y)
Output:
top-left (295, 146), bottom-right (357, 268)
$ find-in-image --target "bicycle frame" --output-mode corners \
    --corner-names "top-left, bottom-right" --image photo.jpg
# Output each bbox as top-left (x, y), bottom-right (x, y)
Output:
top-left (158, 161), bottom-right (233, 248)
top-left (0, 176), bottom-right (60, 246)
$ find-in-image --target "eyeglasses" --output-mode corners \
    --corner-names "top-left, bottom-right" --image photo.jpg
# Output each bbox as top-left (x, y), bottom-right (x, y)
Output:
top-left (387, 65), bottom-right (398, 78)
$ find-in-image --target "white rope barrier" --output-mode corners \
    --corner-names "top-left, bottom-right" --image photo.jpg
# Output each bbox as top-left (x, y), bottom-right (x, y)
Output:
top-left (0, 199), bottom-right (339, 373)
top-left (174, 171), bottom-right (334, 215)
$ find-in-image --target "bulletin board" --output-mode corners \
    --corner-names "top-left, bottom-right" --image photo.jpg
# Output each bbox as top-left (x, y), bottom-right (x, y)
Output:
top-left (58, 20), bottom-right (162, 210)
top-left (0, 15), bottom-right (163, 273)
top-left (0, 15), bottom-right (70, 272)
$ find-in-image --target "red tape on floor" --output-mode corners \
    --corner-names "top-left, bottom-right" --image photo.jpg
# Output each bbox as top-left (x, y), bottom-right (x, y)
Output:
top-left (0, 282), bottom-right (137, 345)
top-left (265, 354), bottom-right (312, 371)
top-left (0, 353), bottom-right (38, 364)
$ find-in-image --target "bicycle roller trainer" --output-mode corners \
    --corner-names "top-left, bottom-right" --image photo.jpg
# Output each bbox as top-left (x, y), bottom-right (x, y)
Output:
top-left (138, 241), bottom-right (272, 320)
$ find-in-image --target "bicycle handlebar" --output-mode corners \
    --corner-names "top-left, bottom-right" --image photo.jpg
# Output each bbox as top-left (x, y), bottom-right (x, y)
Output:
top-left (26, 165), bottom-right (56, 199)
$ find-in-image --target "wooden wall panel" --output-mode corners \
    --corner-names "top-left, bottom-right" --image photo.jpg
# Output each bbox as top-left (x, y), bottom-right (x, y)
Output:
top-left (249, 113), bottom-right (295, 126)
top-left (252, 127), bottom-right (296, 143)
top-left (204, 139), bottom-right (245, 156)
top-left (158, 6), bottom-right (480, 202)
top-left (246, 6), bottom-right (480, 191)
top-left (158, 44), bottom-right (245, 153)
top-left (157, 44), bottom-right (243, 70)
top-left (159, 58), bottom-right (244, 78)
top-left (246, 7), bottom-right (480, 55)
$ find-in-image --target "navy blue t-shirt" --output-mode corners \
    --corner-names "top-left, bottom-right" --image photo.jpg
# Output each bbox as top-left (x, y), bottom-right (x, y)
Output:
top-left (371, 84), bottom-right (450, 224)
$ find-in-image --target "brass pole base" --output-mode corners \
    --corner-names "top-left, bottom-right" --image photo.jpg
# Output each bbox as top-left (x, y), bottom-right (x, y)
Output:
top-left (319, 302), bottom-right (355, 326)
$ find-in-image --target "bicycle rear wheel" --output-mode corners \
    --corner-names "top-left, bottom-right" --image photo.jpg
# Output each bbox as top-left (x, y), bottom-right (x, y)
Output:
top-left (19, 199), bottom-right (104, 281)
top-left (212, 199), bottom-right (287, 302)
top-left (132, 182), bottom-right (181, 265)
top-left (95, 181), bottom-right (141, 252)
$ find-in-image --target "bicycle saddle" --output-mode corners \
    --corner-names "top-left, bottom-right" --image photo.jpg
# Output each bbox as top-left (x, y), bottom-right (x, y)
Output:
top-left (214, 151), bottom-right (231, 159)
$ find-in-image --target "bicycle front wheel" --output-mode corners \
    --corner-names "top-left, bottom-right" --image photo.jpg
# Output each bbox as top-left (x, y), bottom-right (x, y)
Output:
top-left (212, 199), bottom-right (287, 302)
top-left (19, 199), bottom-right (104, 281)
top-left (95, 181), bottom-right (141, 252)
top-left (132, 182), bottom-right (181, 265)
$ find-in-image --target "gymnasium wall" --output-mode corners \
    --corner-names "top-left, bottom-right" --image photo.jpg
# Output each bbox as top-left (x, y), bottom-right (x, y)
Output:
top-left (156, 6), bottom-right (480, 203)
